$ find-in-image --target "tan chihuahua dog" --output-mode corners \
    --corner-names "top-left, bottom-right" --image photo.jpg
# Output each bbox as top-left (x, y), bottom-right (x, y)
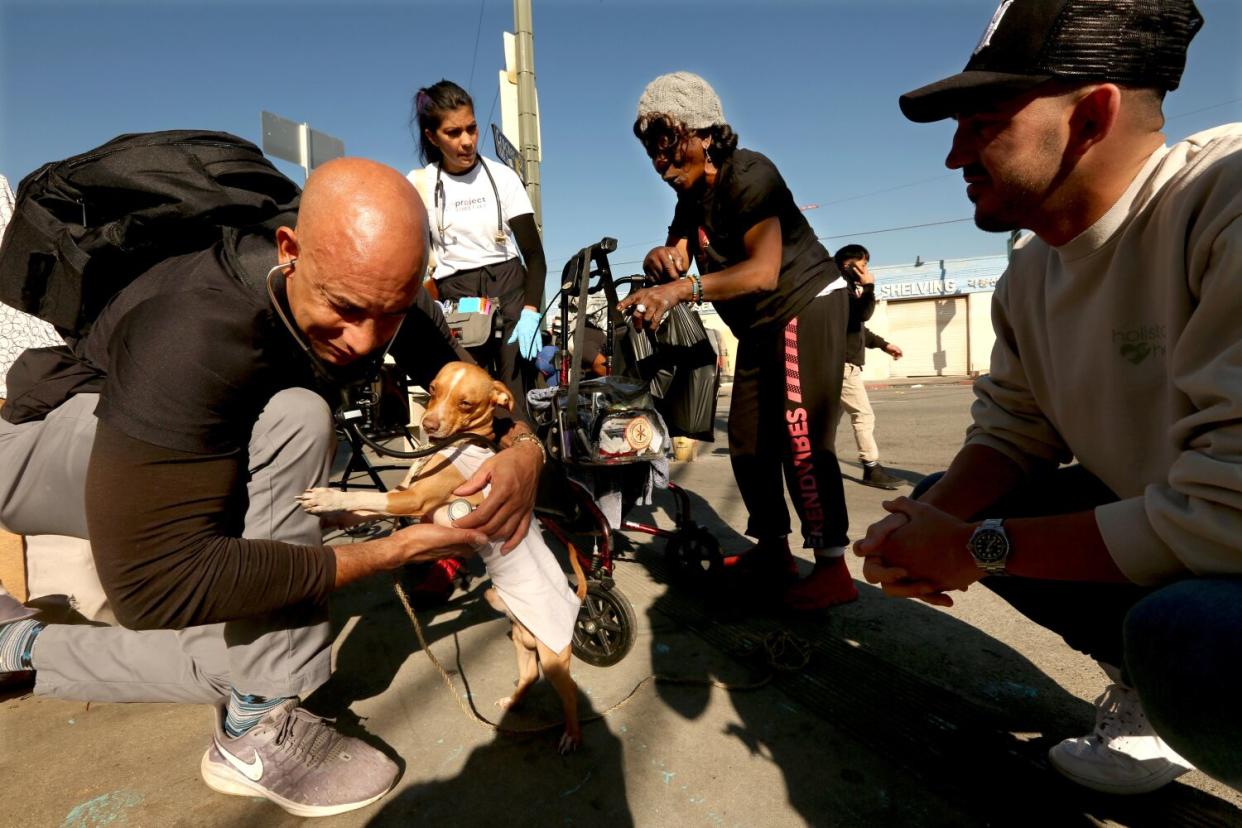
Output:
top-left (298, 361), bottom-right (587, 752)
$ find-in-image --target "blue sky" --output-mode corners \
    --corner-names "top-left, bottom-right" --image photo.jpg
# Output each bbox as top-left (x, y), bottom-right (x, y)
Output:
top-left (3, 0), bottom-right (1239, 299)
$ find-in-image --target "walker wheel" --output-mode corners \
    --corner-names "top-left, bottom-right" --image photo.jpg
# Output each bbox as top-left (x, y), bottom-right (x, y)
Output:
top-left (664, 525), bottom-right (723, 580)
top-left (572, 582), bottom-right (637, 667)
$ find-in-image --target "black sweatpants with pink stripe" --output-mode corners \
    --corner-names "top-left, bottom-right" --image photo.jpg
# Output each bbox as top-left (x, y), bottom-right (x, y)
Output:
top-left (727, 289), bottom-right (849, 550)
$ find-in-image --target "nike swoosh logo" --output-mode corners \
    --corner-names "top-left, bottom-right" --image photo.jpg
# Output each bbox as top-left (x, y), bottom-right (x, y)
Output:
top-left (216, 740), bottom-right (264, 782)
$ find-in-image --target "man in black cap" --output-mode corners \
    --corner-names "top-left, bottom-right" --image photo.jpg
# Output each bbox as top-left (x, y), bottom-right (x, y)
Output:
top-left (856, 0), bottom-right (1242, 795)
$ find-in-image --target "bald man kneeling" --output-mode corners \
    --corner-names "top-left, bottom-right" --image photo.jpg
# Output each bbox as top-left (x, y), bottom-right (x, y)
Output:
top-left (0, 156), bottom-right (546, 818)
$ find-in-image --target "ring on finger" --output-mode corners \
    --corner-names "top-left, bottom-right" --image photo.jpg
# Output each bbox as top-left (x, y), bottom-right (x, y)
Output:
top-left (636, 303), bottom-right (647, 313)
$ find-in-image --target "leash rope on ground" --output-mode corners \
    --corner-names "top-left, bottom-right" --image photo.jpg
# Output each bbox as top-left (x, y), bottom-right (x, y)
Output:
top-left (392, 575), bottom-right (811, 736)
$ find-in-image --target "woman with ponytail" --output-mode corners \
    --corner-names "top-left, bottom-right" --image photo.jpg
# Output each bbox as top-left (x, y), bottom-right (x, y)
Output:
top-left (408, 80), bottom-right (547, 421)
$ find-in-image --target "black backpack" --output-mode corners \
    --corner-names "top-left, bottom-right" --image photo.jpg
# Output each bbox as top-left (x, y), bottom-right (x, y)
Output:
top-left (0, 130), bottom-right (300, 341)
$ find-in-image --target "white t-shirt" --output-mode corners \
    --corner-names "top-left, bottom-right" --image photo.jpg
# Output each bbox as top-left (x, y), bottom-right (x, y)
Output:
top-left (408, 157), bottom-right (534, 279)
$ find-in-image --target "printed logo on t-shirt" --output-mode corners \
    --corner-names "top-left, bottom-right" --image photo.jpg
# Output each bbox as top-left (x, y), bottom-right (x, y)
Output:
top-left (453, 195), bottom-right (489, 212)
top-left (1112, 324), bottom-right (1166, 365)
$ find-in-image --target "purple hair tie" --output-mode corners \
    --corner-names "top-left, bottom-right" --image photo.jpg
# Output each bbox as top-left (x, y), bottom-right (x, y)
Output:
top-left (415, 90), bottom-right (431, 115)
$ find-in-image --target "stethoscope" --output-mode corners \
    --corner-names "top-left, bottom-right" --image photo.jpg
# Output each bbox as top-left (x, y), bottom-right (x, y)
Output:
top-left (433, 156), bottom-right (507, 246)
top-left (264, 258), bottom-right (406, 383)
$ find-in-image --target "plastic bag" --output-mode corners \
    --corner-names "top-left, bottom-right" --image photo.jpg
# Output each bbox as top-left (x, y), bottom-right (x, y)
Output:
top-left (627, 304), bottom-right (720, 440)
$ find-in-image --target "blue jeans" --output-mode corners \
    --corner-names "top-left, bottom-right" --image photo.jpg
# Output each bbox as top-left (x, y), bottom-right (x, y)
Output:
top-left (914, 467), bottom-right (1242, 791)
top-left (1125, 579), bottom-right (1242, 789)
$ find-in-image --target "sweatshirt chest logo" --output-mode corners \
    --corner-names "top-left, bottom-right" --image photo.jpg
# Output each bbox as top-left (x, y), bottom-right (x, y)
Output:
top-left (1113, 324), bottom-right (1166, 365)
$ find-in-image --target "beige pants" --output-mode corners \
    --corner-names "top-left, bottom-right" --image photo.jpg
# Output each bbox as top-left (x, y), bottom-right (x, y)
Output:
top-left (839, 363), bottom-right (879, 464)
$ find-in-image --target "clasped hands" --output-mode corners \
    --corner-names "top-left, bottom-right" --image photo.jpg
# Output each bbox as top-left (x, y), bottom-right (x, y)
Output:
top-left (853, 496), bottom-right (982, 608)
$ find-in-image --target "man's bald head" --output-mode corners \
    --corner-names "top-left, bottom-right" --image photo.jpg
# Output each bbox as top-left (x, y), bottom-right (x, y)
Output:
top-left (298, 157), bottom-right (429, 291)
top-left (276, 158), bottom-right (431, 365)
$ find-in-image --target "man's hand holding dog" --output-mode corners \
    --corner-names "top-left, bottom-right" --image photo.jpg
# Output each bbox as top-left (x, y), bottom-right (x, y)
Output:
top-left (853, 497), bottom-right (980, 608)
top-left (335, 523), bottom-right (488, 588)
top-left (452, 427), bottom-right (544, 553)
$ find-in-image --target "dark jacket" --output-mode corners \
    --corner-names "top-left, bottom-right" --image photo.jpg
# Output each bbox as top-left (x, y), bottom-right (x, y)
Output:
top-left (844, 282), bottom-right (888, 366)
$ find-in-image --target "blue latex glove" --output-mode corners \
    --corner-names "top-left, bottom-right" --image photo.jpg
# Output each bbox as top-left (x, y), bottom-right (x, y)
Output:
top-left (507, 307), bottom-right (543, 360)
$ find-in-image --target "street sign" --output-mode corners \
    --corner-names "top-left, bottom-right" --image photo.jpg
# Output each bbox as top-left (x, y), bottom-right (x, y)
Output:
top-left (261, 111), bottom-right (302, 167)
top-left (260, 110), bottom-right (345, 176)
top-left (492, 123), bottom-right (526, 183)
top-left (308, 128), bottom-right (344, 169)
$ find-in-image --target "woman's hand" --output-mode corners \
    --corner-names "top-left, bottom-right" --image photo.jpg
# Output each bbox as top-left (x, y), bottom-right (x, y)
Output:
top-left (642, 246), bottom-right (685, 283)
top-left (617, 280), bottom-right (688, 332)
top-left (451, 437), bottom-right (544, 553)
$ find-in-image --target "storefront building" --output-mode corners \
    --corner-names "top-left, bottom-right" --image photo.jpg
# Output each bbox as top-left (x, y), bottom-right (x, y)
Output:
top-left (697, 253), bottom-right (1010, 383)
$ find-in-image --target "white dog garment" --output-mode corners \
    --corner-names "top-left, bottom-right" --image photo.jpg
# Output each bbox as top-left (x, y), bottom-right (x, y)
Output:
top-left (439, 444), bottom-right (581, 652)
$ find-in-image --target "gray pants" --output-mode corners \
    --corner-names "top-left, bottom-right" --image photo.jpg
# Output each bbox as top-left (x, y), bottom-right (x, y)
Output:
top-left (0, 389), bottom-right (335, 703)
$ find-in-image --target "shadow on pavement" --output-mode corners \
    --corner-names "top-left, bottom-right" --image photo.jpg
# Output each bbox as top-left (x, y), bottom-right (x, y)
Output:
top-left (364, 693), bottom-right (633, 827)
top-left (630, 536), bottom-right (1241, 826)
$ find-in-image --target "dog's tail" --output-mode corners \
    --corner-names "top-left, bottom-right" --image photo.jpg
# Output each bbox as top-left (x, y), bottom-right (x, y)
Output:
top-left (566, 541), bottom-right (588, 602)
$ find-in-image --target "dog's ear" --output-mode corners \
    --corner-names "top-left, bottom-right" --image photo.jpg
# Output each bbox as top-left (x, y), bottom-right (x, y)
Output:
top-left (491, 381), bottom-right (514, 412)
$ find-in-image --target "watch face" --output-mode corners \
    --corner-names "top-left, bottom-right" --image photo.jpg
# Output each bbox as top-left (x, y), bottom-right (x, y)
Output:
top-left (972, 530), bottom-right (1008, 564)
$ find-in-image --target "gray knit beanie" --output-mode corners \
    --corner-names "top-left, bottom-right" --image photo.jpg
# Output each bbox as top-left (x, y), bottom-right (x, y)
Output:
top-left (636, 71), bottom-right (725, 130)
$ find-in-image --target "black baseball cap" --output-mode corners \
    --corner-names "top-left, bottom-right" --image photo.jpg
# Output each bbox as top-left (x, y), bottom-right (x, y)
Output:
top-left (899, 0), bottom-right (1204, 123)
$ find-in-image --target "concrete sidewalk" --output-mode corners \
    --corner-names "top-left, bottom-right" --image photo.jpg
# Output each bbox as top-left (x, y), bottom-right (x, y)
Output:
top-left (2, 384), bottom-right (1239, 826)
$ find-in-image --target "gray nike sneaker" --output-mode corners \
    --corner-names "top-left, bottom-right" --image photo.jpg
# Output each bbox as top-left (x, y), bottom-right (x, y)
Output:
top-left (200, 699), bottom-right (399, 818)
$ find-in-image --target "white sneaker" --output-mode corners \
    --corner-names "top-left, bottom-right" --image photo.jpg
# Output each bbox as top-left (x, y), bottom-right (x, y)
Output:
top-left (1049, 680), bottom-right (1194, 794)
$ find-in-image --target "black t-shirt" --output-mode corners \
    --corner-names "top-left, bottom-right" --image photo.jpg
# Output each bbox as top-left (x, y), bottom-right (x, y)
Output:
top-left (86, 232), bottom-right (311, 454)
top-left (23, 230), bottom-right (471, 630)
top-left (669, 149), bottom-right (835, 338)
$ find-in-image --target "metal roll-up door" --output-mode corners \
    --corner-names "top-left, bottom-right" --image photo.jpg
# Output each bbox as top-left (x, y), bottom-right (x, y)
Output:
top-left (885, 297), bottom-right (969, 377)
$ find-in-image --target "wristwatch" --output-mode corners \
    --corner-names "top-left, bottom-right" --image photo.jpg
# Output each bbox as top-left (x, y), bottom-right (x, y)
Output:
top-left (967, 518), bottom-right (1010, 576)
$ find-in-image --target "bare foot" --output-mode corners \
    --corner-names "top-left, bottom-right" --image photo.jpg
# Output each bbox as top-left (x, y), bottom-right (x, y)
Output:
top-left (495, 695), bottom-right (520, 711)
top-left (784, 556), bottom-right (859, 611)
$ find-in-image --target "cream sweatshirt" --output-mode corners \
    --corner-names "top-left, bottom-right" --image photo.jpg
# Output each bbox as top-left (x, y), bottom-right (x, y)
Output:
top-left (966, 124), bottom-right (1242, 585)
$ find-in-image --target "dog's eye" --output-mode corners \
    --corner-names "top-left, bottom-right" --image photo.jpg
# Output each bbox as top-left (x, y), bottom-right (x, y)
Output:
top-left (458, 399), bottom-right (474, 410)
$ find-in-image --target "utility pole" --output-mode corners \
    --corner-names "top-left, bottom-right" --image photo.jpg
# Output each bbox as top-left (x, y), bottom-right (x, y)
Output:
top-left (513, 0), bottom-right (542, 231)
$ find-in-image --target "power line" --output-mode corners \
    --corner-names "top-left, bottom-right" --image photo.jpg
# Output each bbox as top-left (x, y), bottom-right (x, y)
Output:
top-left (817, 173), bottom-right (955, 207)
top-left (1166, 97), bottom-right (1242, 122)
top-left (546, 173), bottom-right (960, 265)
top-left (466, 0), bottom-right (487, 101)
top-left (593, 216), bottom-right (975, 271)
top-left (817, 217), bottom-right (973, 241)
top-left (486, 73), bottom-right (501, 133)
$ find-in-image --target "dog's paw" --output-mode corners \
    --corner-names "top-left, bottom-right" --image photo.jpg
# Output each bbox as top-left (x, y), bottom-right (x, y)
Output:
top-left (296, 487), bottom-right (352, 514)
top-left (557, 729), bottom-right (581, 755)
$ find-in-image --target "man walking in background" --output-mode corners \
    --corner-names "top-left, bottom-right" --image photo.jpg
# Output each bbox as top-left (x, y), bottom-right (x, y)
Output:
top-left (835, 244), bottom-right (905, 490)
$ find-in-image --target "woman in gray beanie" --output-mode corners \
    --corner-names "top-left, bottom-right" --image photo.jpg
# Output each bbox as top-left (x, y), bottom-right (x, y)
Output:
top-left (620, 71), bottom-right (855, 610)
